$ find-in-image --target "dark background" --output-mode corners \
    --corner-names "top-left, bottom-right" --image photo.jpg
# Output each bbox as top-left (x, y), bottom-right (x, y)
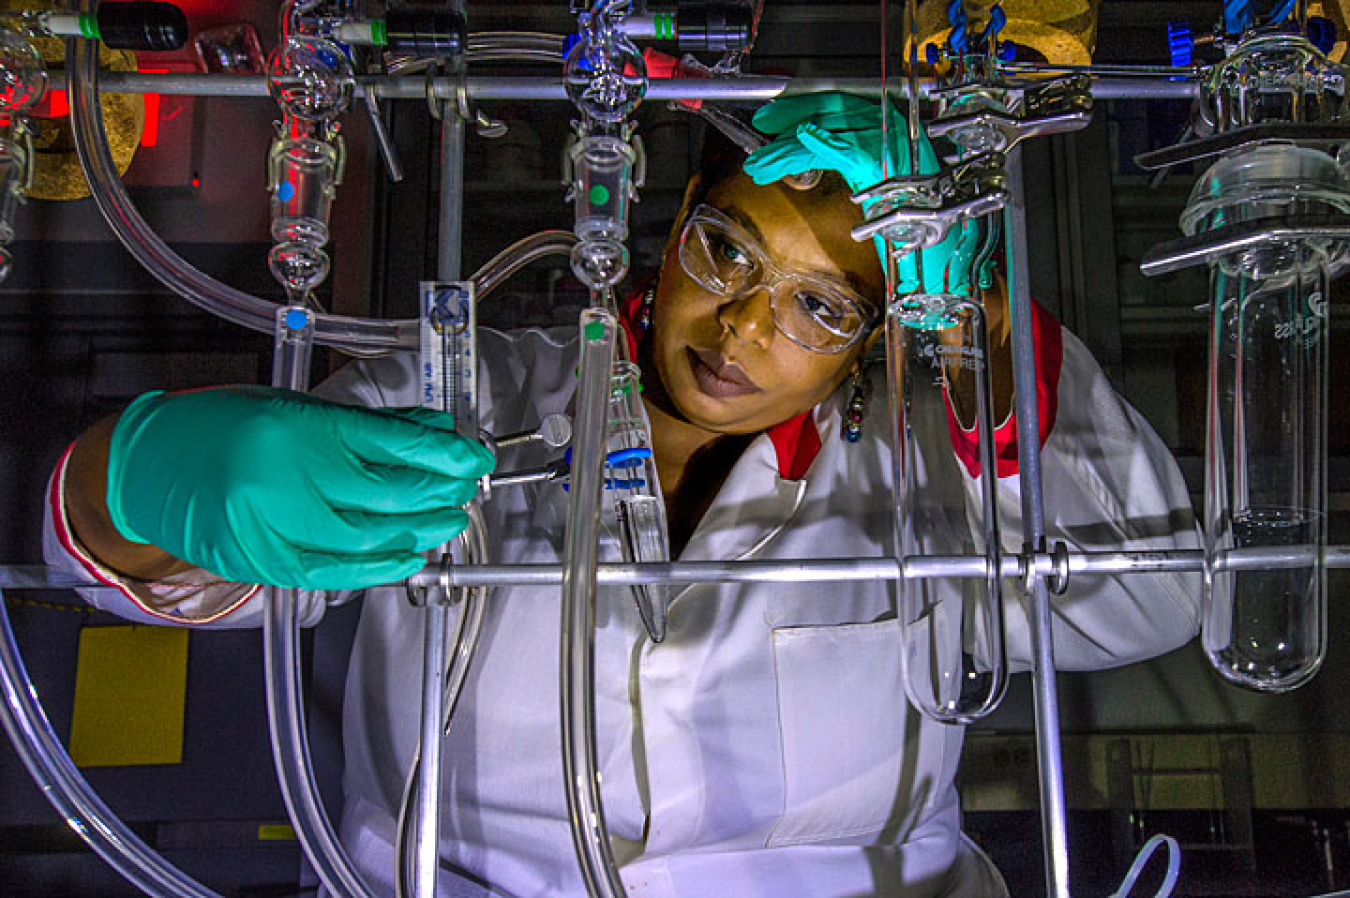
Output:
top-left (4, 1), bottom-right (1350, 895)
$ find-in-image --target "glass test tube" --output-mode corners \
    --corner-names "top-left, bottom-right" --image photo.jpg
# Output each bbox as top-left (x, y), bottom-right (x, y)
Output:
top-left (863, 165), bottom-right (1010, 722)
top-left (1201, 232), bottom-right (1330, 691)
top-left (608, 359), bottom-right (671, 642)
top-left (889, 292), bottom-right (1008, 723)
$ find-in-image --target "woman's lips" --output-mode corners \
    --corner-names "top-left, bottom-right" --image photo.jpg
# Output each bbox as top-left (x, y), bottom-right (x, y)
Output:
top-left (687, 347), bottom-right (761, 399)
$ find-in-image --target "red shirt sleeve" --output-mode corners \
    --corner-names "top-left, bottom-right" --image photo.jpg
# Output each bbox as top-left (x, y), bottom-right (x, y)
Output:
top-left (943, 299), bottom-right (1063, 480)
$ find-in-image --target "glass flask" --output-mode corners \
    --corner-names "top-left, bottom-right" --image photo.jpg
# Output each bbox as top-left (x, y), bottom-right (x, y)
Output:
top-left (266, 35), bottom-right (354, 123)
top-left (563, 24), bottom-right (646, 125)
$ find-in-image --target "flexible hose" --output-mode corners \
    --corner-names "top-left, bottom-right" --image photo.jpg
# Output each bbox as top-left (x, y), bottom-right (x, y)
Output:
top-left (72, 32), bottom-right (574, 351)
top-left (265, 590), bottom-right (377, 898)
top-left (0, 591), bottom-right (222, 897)
top-left (1110, 833), bottom-right (1181, 897)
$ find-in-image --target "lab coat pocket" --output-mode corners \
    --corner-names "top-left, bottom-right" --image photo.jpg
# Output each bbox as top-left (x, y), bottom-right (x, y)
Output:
top-left (768, 619), bottom-right (963, 848)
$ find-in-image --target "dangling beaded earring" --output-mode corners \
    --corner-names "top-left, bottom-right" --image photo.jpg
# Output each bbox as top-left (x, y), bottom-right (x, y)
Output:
top-left (638, 282), bottom-right (656, 331)
top-left (841, 365), bottom-right (869, 443)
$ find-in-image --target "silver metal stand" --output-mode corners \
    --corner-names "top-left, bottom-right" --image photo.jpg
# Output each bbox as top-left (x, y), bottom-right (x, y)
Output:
top-left (1004, 147), bottom-right (1071, 898)
top-left (48, 71), bottom-right (1200, 102)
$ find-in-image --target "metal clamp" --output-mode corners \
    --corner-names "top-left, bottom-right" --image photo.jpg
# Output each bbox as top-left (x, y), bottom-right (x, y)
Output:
top-left (851, 153), bottom-right (1009, 250)
top-left (928, 76), bottom-right (1093, 160)
top-left (1133, 122), bottom-right (1350, 171)
top-left (1140, 214), bottom-right (1350, 276)
top-left (1046, 541), bottom-right (1071, 595)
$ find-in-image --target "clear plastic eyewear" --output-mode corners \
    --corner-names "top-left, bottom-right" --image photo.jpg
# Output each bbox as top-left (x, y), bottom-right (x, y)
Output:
top-left (678, 204), bottom-right (878, 354)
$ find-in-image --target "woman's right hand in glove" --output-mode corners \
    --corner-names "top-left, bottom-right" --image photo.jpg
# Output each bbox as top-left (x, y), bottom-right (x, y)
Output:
top-left (69, 386), bottom-right (494, 590)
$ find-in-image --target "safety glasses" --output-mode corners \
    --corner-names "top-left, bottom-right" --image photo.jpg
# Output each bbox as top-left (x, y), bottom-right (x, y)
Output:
top-left (678, 204), bottom-right (878, 355)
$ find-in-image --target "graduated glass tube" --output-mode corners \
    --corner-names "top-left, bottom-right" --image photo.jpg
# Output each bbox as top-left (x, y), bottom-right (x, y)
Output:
top-left (1184, 146), bottom-right (1350, 692)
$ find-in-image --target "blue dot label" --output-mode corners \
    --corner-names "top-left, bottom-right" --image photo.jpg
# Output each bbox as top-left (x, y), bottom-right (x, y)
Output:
top-left (277, 182), bottom-right (295, 202)
top-left (285, 309), bottom-right (311, 331)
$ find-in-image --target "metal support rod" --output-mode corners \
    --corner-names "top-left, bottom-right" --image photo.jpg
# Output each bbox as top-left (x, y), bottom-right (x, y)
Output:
top-left (7, 542), bottom-right (1343, 592)
top-left (412, 601), bottom-right (449, 898)
top-left (49, 72), bottom-right (1201, 102)
top-left (1005, 148), bottom-right (1071, 898)
top-left (405, 104), bottom-right (471, 898)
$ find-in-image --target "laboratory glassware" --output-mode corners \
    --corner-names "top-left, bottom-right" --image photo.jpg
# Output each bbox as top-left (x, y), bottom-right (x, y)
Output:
top-left (1178, 33), bottom-right (1350, 692)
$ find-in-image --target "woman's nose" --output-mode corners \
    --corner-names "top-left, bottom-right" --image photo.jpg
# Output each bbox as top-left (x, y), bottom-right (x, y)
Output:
top-left (718, 283), bottom-right (776, 346)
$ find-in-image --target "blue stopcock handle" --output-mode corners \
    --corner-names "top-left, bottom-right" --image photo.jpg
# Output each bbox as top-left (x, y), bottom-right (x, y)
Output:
top-left (1167, 21), bottom-right (1193, 67)
top-left (562, 447), bottom-right (654, 492)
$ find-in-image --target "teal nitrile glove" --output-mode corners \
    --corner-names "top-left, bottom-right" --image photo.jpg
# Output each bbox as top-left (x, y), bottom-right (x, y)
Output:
top-left (743, 92), bottom-right (976, 310)
top-left (106, 387), bottom-right (495, 590)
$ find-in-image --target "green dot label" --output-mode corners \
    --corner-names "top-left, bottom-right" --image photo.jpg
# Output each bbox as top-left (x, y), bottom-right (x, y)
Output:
top-left (588, 184), bottom-right (610, 206)
top-left (584, 320), bottom-right (606, 341)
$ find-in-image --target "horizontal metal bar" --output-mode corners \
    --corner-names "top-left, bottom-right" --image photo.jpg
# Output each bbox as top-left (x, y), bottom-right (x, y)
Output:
top-left (6, 545), bottom-right (1344, 592)
top-left (1141, 216), bottom-right (1350, 276)
top-left (1134, 122), bottom-right (1350, 171)
top-left (47, 72), bottom-right (1199, 102)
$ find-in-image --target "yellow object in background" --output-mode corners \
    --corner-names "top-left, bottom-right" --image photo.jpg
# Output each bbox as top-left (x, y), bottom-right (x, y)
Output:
top-left (69, 626), bottom-right (188, 768)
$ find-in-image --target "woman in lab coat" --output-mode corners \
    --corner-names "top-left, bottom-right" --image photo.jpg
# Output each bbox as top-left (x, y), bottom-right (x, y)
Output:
top-left (45, 98), bottom-right (1201, 896)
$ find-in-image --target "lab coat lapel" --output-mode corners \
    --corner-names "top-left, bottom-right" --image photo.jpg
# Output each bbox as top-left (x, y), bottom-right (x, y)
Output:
top-left (677, 433), bottom-right (810, 565)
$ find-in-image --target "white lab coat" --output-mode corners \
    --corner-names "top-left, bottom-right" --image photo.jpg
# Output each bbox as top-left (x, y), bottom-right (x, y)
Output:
top-left (44, 319), bottom-right (1201, 898)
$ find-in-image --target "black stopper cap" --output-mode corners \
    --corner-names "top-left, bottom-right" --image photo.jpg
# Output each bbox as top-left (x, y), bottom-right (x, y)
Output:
top-left (97, 2), bottom-right (189, 52)
top-left (677, 2), bottom-right (753, 52)
top-left (385, 8), bottom-right (466, 57)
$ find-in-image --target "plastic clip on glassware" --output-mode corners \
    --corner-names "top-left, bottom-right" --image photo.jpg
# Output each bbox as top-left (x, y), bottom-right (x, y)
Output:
top-left (1140, 31), bottom-right (1350, 693)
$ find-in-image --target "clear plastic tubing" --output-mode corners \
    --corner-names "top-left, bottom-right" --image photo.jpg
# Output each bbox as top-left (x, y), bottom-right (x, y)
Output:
top-left (68, 29), bottom-right (576, 351)
top-left (267, 306), bottom-right (378, 898)
top-left (560, 308), bottom-right (628, 898)
top-left (889, 297), bottom-right (1007, 723)
top-left (0, 594), bottom-right (222, 897)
